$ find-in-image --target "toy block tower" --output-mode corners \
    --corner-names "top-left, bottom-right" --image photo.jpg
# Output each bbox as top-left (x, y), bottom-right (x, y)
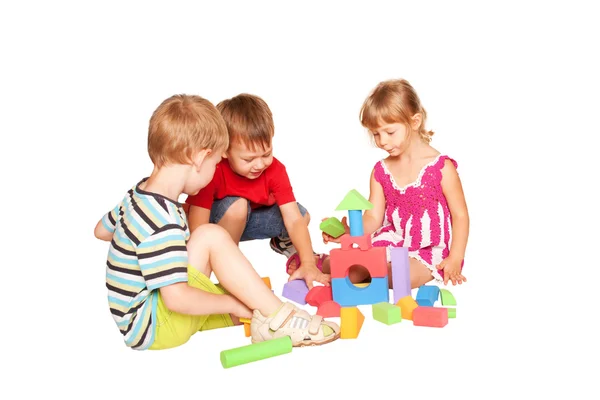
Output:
top-left (330, 189), bottom-right (389, 307)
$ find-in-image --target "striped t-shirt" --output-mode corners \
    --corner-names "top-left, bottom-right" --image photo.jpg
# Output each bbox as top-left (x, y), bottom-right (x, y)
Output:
top-left (101, 178), bottom-right (189, 350)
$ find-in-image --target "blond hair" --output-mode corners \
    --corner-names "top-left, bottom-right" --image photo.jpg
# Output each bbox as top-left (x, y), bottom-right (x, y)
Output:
top-left (148, 94), bottom-right (229, 168)
top-left (359, 79), bottom-right (434, 142)
top-left (216, 93), bottom-right (274, 150)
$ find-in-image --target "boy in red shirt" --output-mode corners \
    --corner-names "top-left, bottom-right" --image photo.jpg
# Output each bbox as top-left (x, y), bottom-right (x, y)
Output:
top-left (185, 93), bottom-right (328, 288)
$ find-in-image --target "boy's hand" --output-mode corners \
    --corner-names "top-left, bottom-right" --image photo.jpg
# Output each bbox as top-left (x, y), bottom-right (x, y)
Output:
top-left (436, 257), bottom-right (467, 286)
top-left (321, 216), bottom-right (350, 244)
top-left (289, 264), bottom-right (331, 289)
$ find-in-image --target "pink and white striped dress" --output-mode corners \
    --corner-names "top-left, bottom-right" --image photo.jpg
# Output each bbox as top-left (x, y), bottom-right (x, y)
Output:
top-left (371, 154), bottom-right (458, 282)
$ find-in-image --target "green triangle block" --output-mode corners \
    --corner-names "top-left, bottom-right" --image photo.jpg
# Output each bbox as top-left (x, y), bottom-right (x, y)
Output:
top-left (335, 189), bottom-right (373, 211)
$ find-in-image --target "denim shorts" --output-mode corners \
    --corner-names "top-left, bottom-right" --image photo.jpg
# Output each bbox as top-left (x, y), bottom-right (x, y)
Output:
top-left (209, 196), bottom-right (307, 241)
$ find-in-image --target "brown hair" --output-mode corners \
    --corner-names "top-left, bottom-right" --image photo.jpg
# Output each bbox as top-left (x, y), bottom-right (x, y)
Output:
top-left (148, 94), bottom-right (229, 168)
top-left (216, 93), bottom-right (274, 150)
top-left (359, 79), bottom-right (434, 142)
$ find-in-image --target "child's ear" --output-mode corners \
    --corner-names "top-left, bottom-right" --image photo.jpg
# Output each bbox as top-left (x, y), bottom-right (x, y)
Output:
top-left (411, 113), bottom-right (422, 130)
top-left (192, 149), bottom-right (211, 171)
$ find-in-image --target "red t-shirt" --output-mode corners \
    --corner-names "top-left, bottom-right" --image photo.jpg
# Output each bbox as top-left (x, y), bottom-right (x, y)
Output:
top-left (185, 157), bottom-right (296, 210)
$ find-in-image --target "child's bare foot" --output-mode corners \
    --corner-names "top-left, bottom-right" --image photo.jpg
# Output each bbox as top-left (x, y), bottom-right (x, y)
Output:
top-left (286, 253), bottom-right (328, 275)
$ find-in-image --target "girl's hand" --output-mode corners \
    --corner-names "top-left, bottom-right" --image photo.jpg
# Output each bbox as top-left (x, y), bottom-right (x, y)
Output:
top-left (321, 216), bottom-right (350, 244)
top-left (436, 257), bottom-right (467, 286)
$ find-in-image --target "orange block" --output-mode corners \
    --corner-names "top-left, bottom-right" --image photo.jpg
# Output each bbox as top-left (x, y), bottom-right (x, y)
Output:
top-left (330, 246), bottom-right (388, 279)
top-left (412, 306), bottom-right (448, 328)
top-left (396, 296), bottom-right (418, 320)
top-left (261, 277), bottom-right (272, 289)
top-left (340, 307), bottom-right (365, 339)
top-left (243, 323), bottom-right (251, 337)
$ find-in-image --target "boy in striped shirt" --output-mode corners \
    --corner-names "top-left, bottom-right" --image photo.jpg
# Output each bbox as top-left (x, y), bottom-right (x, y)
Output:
top-left (94, 94), bottom-right (340, 350)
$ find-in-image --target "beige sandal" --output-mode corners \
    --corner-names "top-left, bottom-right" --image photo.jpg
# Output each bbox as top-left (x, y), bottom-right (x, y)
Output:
top-left (251, 302), bottom-right (340, 347)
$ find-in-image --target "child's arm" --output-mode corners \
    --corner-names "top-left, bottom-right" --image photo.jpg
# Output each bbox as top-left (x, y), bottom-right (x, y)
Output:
top-left (94, 203), bottom-right (121, 241)
top-left (280, 203), bottom-right (329, 288)
top-left (437, 159), bottom-right (469, 284)
top-left (188, 205), bottom-right (210, 232)
top-left (94, 219), bottom-right (113, 241)
top-left (362, 168), bottom-right (387, 235)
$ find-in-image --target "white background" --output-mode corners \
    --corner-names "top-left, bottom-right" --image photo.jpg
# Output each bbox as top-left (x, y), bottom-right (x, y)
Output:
top-left (1, 1), bottom-right (598, 398)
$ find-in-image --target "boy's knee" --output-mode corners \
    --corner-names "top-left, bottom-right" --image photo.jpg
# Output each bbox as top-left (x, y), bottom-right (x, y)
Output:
top-left (224, 198), bottom-right (249, 222)
top-left (189, 223), bottom-right (231, 245)
top-left (303, 211), bottom-right (311, 224)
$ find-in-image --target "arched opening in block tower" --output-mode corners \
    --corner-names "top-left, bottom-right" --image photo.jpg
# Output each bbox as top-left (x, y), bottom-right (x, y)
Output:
top-left (347, 264), bottom-right (372, 288)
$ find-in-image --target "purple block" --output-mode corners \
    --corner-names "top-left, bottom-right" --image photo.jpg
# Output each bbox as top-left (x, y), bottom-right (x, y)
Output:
top-left (281, 280), bottom-right (309, 305)
top-left (391, 247), bottom-right (411, 303)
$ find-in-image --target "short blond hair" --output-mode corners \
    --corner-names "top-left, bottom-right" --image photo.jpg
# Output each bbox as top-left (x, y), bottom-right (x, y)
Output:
top-left (148, 94), bottom-right (229, 168)
top-left (216, 93), bottom-right (274, 150)
top-left (360, 79), bottom-right (434, 143)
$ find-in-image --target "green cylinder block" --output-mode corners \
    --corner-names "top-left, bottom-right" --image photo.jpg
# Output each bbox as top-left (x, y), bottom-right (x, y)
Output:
top-left (220, 336), bottom-right (293, 368)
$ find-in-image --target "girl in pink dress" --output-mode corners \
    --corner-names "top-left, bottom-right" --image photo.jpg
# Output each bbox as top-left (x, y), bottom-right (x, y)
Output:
top-left (321, 79), bottom-right (470, 288)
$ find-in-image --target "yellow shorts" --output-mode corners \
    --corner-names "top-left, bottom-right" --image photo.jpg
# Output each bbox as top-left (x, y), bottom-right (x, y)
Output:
top-left (149, 265), bottom-right (234, 350)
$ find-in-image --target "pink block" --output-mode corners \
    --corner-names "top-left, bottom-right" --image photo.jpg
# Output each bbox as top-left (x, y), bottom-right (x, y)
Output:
top-left (305, 286), bottom-right (333, 307)
top-left (412, 306), bottom-right (448, 328)
top-left (330, 246), bottom-right (388, 279)
top-left (316, 301), bottom-right (341, 318)
top-left (340, 233), bottom-right (372, 251)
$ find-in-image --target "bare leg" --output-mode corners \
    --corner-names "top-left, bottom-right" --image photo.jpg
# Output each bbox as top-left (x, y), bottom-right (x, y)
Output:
top-left (187, 224), bottom-right (281, 316)
top-left (408, 258), bottom-right (434, 288)
top-left (217, 198), bottom-right (248, 244)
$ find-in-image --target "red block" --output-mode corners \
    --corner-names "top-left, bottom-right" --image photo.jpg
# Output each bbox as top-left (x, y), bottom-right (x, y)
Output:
top-left (305, 285), bottom-right (333, 307)
top-left (330, 246), bottom-right (388, 279)
top-left (412, 307), bottom-right (448, 328)
top-left (340, 233), bottom-right (372, 251)
top-left (316, 301), bottom-right (341, 318)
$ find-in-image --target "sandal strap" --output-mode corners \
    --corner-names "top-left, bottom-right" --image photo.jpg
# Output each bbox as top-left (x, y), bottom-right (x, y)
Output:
top-left (268, 302), bottom-right (296, 330)
top-left (285, 252), bottom-right (300, 269)
top-left (316, 254), bottom-right (326, 271)
top-left (308, 315), bottom-right (323, 335)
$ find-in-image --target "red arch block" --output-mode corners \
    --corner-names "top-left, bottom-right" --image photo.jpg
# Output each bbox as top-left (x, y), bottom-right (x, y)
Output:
top-left (339, 233), bottom-right (372, 251)
top-left (330, 246), bottom-right (388, 279)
